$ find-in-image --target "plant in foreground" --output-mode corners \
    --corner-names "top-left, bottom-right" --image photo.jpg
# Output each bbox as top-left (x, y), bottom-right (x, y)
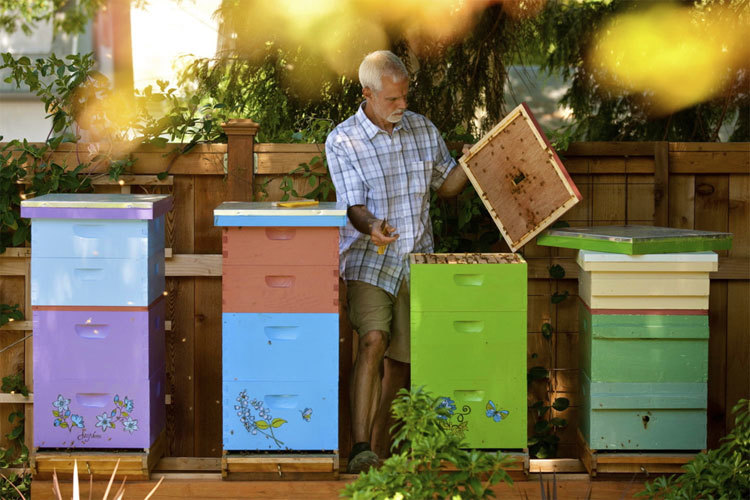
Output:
top-left (341, 387), bottom-right (514, 499)
top-left (2, 458), bottom-right (163, 500)
top-left (637, 398), bottom-right (750, 499)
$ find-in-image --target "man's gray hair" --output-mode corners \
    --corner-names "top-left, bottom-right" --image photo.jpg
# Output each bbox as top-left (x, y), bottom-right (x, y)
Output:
top-left (358, 51), bottom-right (409, 92)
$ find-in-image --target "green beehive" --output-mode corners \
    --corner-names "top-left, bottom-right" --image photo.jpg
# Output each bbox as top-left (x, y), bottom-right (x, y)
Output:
top-left (411, 253), bottom-right (527, 449)
top-left (578, 301), bottom-right (709, 450)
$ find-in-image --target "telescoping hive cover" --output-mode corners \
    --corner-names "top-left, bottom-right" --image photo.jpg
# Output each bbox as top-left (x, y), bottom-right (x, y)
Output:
top-left (459, 103), bottom-right (582, 252)
top-left (537, 225), bottom-right (733, 255)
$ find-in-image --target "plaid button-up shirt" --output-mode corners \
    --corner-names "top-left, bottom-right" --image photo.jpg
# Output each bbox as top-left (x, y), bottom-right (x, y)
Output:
top-left (325, 103), bottom-right (456, 295)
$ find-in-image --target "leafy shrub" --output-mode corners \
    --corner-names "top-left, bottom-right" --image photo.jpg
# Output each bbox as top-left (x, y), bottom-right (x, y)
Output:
top-left (638, 399), bottom-right (750, 499)
top-left (341, 387), bottom-right (514, 500)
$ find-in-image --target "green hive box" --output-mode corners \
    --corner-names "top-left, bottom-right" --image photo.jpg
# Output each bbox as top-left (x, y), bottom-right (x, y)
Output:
top-left (410, 253), bottom-right (527, 449)
top-left (578, 303), bottom-right (708, 450)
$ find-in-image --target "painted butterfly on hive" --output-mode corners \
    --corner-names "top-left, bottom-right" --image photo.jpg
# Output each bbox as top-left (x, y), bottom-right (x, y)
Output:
top-left (486, 400), bottom-right (509, 422)
top-left (300, 408), bottom-right (313, 422)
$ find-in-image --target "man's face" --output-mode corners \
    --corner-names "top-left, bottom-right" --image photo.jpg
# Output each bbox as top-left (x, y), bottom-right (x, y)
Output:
top-left (364, 75), bottom-right (409, 124)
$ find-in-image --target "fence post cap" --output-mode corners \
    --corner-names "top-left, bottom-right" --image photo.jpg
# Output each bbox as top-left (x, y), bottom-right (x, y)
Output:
top-left (222, 119), bottom-right (260, 136)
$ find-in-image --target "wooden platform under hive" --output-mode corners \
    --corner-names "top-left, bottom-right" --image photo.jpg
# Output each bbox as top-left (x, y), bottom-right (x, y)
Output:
top-left (576, 429), bottom-right (699, 477)
top-left (459, 103), bottom-right (582, 252)
top-left (221, 452), bottom-right (339, 480)
top-left (30, 430), bottom-right (166, 480)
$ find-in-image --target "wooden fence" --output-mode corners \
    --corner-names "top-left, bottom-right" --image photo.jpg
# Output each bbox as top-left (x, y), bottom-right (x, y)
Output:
top-left (1, 128), bottom-right (748, 462)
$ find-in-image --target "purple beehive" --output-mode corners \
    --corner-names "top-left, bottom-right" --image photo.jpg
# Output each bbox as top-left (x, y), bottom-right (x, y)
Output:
top-left (23, 194), bottom-right (171, 450)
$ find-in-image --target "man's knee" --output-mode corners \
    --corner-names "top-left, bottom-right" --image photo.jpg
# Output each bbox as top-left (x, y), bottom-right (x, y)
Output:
top-left (359, 330), bottom-right (388, 358)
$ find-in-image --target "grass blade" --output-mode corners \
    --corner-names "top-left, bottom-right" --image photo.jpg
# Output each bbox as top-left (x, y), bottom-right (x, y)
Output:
top-left (102, 458), bottom-right (121, 500)
top-left (0, 473), bottom-right (26, 500)
top-left (144, 476), bottom-right (165, 500)
top-left (72, 460), bottom-right (80, 500)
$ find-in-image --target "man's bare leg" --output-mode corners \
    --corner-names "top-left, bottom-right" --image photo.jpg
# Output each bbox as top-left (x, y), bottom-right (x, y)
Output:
top-left (370, 356), bottom-right (410, 457)
top-left (348, 329), bottom-right (387, 472)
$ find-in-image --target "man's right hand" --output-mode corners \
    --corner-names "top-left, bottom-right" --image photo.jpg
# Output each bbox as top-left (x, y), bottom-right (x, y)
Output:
top-left (370, 219), bottom-right (399, 248)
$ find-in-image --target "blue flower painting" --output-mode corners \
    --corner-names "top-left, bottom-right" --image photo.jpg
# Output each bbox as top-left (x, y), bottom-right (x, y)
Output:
top-left (96, 412), bottom-right (115, 432)
top-left (51, 394), bottom-right (84, 431)
top-left (436, 397), bottom-right (457, 420)
top-left (51, 394), bottom-right (138, 434)
top-left (235, 389), bottom-right (294, 448)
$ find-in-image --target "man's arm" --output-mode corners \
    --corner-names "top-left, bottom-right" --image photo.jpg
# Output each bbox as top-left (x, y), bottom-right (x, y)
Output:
top-left (436, 163), bottom-right (469, 198)
top-left (435, 145), bottom-right (472, 198)
top-left (347, 205), bottom-right (399, 247)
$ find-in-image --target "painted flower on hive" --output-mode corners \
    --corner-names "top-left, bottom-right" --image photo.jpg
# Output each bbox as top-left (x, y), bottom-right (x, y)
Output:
top-left (53, 394), bottom-right (70, 412)
top-left (96, 412), bottom-right (115, 432)
top-left (123, 417), bottom-right (139, 434)
top-left (436, 397), bottom-right (457, 420)
top-left (52, 394), bottom-right (138, 434)
top-left (52, 394), bottom-right (85, 431)
top-left (70, 414), bottom-right (85, 428)
top-left (235, 389), bottom-right (294, 448)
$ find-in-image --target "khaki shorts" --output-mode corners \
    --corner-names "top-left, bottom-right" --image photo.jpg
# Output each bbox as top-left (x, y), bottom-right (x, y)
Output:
top-left (346, 279), bottom-right (410, 363)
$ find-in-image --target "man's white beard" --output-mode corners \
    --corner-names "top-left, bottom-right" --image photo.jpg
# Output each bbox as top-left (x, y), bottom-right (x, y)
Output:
top-left (386, 110), bottom-right (405, 123)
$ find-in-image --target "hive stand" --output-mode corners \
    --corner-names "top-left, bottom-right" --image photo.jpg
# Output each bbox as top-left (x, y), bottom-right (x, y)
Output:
top-left (221, 452), bottom-right (339, 480)
top-left (31, 430), bottom-right (166, 480)
top-left (577, 429), bottom-right (700, 477)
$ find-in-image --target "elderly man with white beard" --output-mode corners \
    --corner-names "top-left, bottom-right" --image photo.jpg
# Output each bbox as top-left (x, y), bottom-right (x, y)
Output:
top-left (326, 50), bottom-right (469, 473)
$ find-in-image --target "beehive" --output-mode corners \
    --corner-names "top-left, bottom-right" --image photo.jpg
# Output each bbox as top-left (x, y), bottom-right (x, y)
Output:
top-left (22, 194), bottom-right (171, 450)
top-left (410, 253), bottom-right (527, 449)
top-left (459, 103), bottom-right (581, 252)
top-left (214, 202), bottom-right (346, 451)
top-left (576, 249), bottom-right (716, 451)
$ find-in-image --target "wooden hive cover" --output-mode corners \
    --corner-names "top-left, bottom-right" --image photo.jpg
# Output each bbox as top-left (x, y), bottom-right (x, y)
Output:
top-left (459, 103), bottom-right (582, 252)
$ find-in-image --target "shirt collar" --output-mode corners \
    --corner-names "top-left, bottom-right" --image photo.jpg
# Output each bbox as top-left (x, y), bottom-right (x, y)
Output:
top-left (356, 102), bottom-right (410, 139)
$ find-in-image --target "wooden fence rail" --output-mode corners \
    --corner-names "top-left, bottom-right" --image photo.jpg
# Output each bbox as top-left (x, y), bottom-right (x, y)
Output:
top-left (1, 133), bottom-right (748, 461)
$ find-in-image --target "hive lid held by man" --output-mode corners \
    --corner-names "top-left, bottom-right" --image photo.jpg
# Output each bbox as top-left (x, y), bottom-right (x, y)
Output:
top-left (537, 225), bottom-right (732, 254)
top-left (21, 193), bottom-right (173, 220)
top-left (213, 201), bottom-right (347, 226)
top-left (459, 102), bottom-right (582, 252)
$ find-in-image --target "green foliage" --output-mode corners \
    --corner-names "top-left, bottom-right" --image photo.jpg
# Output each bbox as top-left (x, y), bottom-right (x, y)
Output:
top-left (0, 304), bottom-right (23, 327)
top-left (0, 0), bottom-right (108, 36)
top-left (0, 374), bottom-right (30, 500)
top-left (178, 46), bottom-right (362, 143)
top-left (341, 387), bottom-right (514, 499)
top-left (1, 374), bottom-right (28, 397)
top-left (638, 399), bottom-right (750, 499)
top-left (531, 0), bottom-right (749, 142)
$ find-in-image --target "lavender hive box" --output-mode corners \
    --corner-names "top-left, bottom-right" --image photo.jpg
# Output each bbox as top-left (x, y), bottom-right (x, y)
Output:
top-left (33, 298), bottom-right (165, 381)
top-left (34, 369), bottom-right (165, 449)
top-left (21, 193), bottom-right (173, 220)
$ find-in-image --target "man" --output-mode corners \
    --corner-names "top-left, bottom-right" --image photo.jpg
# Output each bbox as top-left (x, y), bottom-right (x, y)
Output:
top-left (326, 50), bottom-right (469, 473)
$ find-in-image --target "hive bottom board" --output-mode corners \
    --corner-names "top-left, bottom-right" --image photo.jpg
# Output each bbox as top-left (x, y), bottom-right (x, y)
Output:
top-left (223, 381), bottom-right (337, 451)
top-left (34, 370), bottom-right (166, 449)
top-left (580, 372), bottom-right (706, 450)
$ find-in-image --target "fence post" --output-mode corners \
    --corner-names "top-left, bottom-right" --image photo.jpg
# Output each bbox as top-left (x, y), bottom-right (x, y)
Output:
top-left (223, 119), bottom-right (260, 201)
top-left (654, 141), bottom-right (670, 226)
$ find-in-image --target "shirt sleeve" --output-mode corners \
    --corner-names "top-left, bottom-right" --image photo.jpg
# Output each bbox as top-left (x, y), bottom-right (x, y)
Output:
top-left (429, 126), bottom-right (457, 191)
top-left (325, 133), bottom-right (367, 207)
